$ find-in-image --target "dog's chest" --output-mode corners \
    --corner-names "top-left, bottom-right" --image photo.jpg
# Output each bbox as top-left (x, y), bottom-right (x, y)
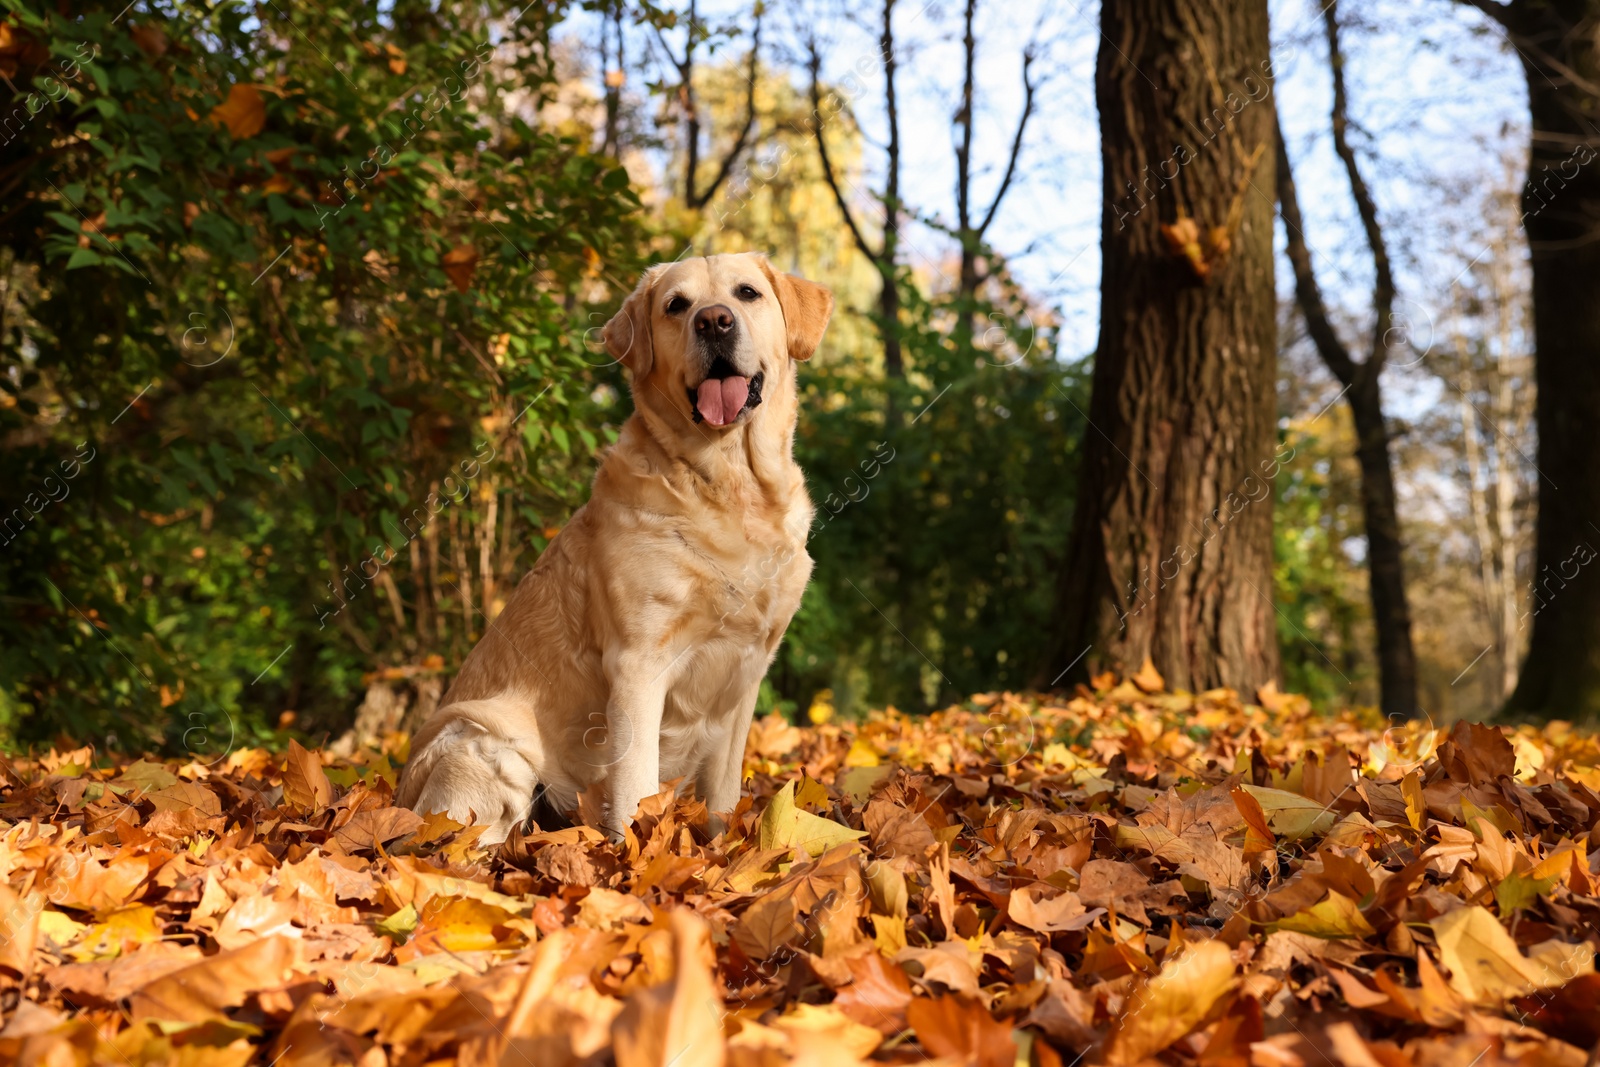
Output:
top-left (703, 509), bottom-right (810, 641)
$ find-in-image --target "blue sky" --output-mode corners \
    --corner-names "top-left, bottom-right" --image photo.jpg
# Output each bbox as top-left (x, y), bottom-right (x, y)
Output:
top-left (797, 0), bottom-right (1526, 366)
top-left (575, 0), bottom-right (1530, 407)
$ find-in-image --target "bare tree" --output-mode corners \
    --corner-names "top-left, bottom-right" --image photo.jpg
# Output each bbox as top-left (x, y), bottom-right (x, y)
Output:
top-left (808, 0), bottom-right (904, 380)
top-left (1274, 1), bottom-right (1418, 718)
top-left (653, 1), bottom-right (762, 209)
top-left (951, 0), bottom-right (1036, 350)
top-left (599, 1), bottom-right (626, 157)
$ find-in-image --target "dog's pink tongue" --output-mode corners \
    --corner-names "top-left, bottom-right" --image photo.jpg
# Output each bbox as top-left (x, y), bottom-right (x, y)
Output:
top-left (696, 376), bottom-right (749, 426)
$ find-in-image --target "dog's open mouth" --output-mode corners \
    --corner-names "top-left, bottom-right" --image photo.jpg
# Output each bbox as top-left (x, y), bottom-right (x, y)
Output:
top-left (688, 357), bottom-right (763, 427)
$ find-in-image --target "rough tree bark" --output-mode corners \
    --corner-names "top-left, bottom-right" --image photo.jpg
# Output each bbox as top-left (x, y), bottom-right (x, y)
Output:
top-left (1039, 0), bottom-right (1281, 694)
top-left (1273, 2), bottom-right (1419, 719)
top-left (809, 0), bottom-right (903, 380)
top-left (1457, 0), bottom-right (1600, 720)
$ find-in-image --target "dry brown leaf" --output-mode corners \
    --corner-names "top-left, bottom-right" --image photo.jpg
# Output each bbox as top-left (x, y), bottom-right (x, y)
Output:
top-left (0, 672), bottom-right (1596, 1065)
top-left (906, 994), bottom-right (1014, 1067)
top-left (331, 806), bottom-right (422, 851)
top-left (282, 738), bottom-right (333, 811)
top-left (832, 952), bottom-right (912, 1035)
top-left (1429, 905), bottom-right (1584, 1005)
top-left (127, 935), bottom-right (298, 1022)
top-left (1132, 655), bottom-right (1165, 693)
top-left (1007, 883), bottom-right (1101, 933)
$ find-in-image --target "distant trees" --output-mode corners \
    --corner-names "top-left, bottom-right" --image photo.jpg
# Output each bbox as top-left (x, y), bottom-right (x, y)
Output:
top-left (950, 0), bottom-right (1037, 353)
top-left (1438, 167), bottom-right (1536, 709)
top-left (1041, 0), bottom-right (1281, 694)
top-left (807, 0), bottom-right (906, 381)
top-left (649, 0), bottom-right (762, 208)
top-left (1275, 1), bottom-right (1418, 719)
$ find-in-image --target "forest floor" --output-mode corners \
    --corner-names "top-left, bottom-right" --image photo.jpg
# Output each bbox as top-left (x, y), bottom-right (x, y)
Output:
top-left (1, 669), bottom-right (1598, 1066)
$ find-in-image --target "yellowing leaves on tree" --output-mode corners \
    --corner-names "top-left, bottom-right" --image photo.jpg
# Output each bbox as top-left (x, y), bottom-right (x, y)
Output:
top-left (442, 243), bottom-right (479, 293)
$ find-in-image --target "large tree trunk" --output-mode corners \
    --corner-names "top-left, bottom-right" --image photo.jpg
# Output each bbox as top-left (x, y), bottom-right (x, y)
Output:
top-left (1503, 0), bottom-right (1600, 720)
top-left (1040, 0), bottom-right (1280, 693)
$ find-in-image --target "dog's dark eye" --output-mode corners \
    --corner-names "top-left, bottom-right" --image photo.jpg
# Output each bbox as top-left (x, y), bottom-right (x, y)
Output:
top-left (734, 284), bottom-right (761, 302)
top-left (665, 296), bottom-right (690, 315)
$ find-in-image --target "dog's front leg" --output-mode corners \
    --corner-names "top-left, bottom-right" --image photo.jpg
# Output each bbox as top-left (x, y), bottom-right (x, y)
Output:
top-left (601, 659), bottom-right (667, 842)
top-left (701, 680), bottom-right (761, 834)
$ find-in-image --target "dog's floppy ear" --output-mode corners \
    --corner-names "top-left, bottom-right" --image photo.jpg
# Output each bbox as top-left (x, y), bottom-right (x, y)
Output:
top-left (760, 257), bottom-right (833, 361)
top-left (602, 265), bottom-right (665, 375)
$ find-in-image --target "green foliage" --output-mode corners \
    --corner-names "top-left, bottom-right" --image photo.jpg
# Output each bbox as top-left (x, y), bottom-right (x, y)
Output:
top-left (1271, 413), bottom-right (1374, 710)
top-left (0, 1), bottom-right (647, 749)
top-left (782, 273), bottom-right (1088, 714)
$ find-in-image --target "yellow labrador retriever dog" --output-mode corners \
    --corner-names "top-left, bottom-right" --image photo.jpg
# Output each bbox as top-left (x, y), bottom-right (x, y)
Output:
top-left (396, 253), bottom-right (832, 843)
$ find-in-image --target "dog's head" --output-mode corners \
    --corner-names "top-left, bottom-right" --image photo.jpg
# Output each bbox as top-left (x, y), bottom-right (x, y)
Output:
top-left (602, 253), bottom-right (833, 432)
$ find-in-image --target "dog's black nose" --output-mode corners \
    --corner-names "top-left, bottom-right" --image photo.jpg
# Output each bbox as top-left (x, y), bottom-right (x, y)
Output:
top-left (694, 304), bottom-right (735, 338)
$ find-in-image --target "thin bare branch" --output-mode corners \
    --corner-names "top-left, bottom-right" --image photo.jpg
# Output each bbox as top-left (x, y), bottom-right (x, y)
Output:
top-left (955, 0), bottom-right (975, 235)
top-left (978, 47), bottom-right (1036, 239)
top-left (1274, 116), bottom-right (1357, 388)
top-left (1323, 1), bottom-right (1395, 372)
top-left (807, 37), bottom-right (875, 263)
top-left (687, 13), bottom-right (761, 209)
top-left (880, 0), bottom-right (901, 262)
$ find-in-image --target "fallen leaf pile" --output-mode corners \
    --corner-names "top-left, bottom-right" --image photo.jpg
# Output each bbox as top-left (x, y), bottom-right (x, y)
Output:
top-left (3, 668), bottom-right (1600, 1066)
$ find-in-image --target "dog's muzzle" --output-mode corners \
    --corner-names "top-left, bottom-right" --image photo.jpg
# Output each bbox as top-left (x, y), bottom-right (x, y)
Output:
top-left (689, 354), bottom-right (763, 427)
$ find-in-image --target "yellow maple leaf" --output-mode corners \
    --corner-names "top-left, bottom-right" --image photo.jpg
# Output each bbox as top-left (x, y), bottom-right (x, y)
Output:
top-left (1270, 891), bottom-right (1376, 940)
top-left (1237, 783), bottom-right (1338, 840)
top-left (1104, 939), bottom-right (1237, 1064)
top-left (1429, 905), bottom-right (1586, 1005)
top-left (758, 780), bottom-right (865, 857)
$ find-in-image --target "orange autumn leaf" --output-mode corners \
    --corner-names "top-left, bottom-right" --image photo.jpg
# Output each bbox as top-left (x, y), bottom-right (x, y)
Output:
top-left (1131, 654), bottom-right (1164, 693)
top-left (612, 910), bottom-right (726, 1067)
top-left (906, 994), bottom-right (1015, 1067)
top-left (127, 935), bottom-right (299, 1022)
top-left (442, 243), bottom-right (479, 293)
top-left (282, 737), bottom-right (333, 810)
top-left (210, 83), bottom-right (266, 139)
top-left (1104, 940), bottom-right (1237, 1064)
top-left (0, 670), bottom-right (1593, 1065)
